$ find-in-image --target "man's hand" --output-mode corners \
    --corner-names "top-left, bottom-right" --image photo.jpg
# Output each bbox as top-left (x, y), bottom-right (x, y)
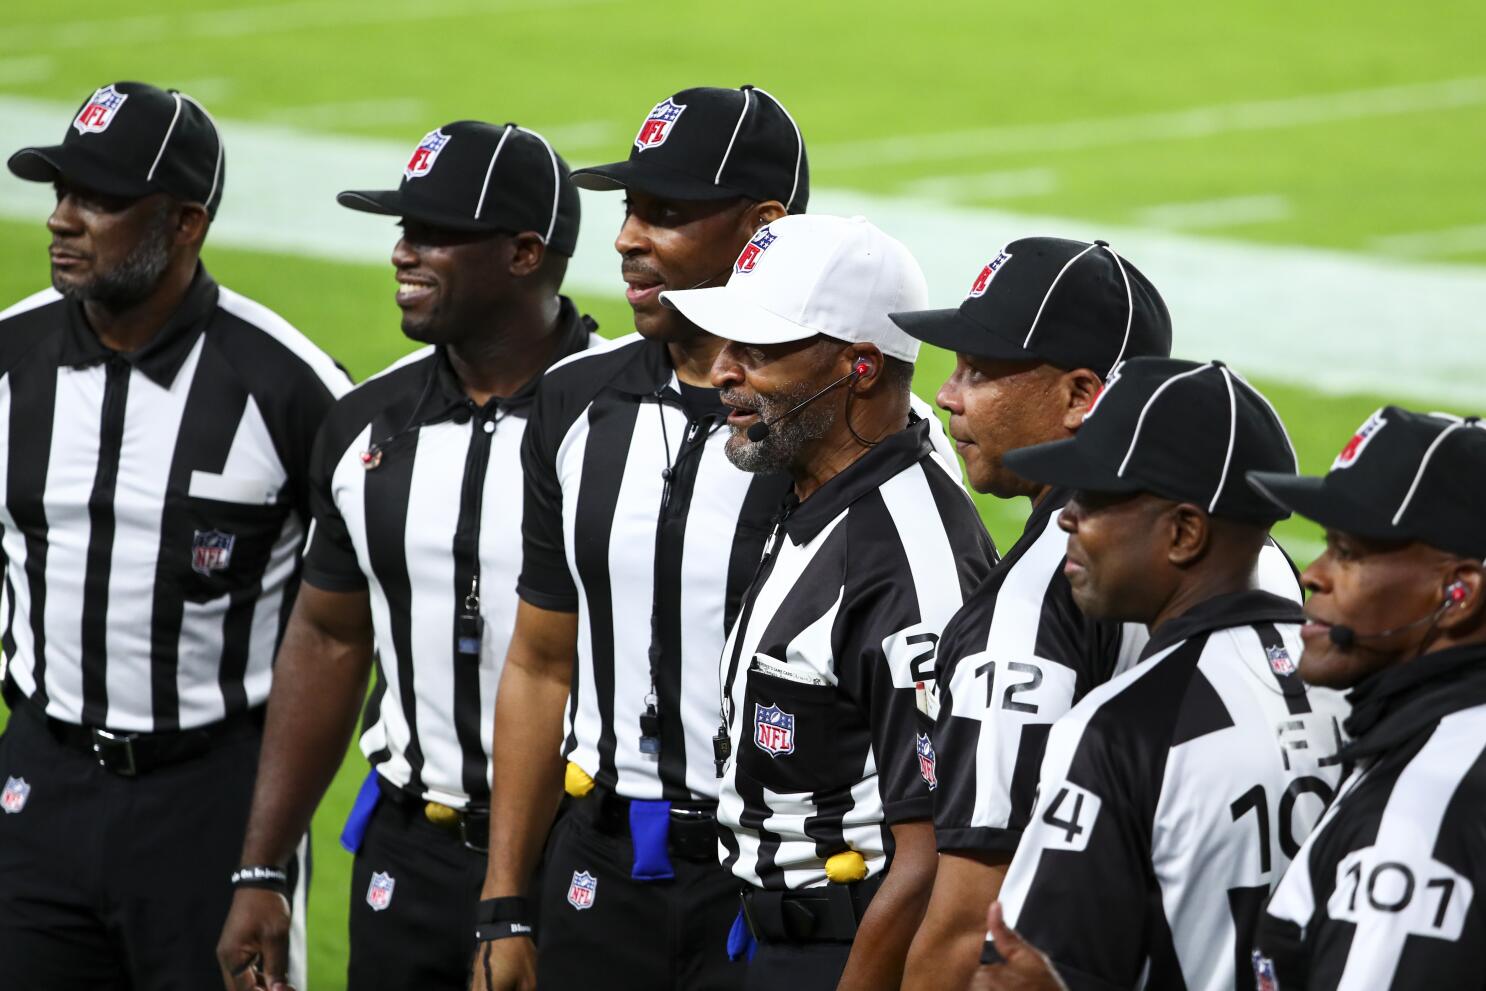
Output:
top-left (467, 935), bottom-right (537, 991)
top-left (969, 901), bottom-right (1070, 991)
top-left (216, 888), bottom-right (295, 991)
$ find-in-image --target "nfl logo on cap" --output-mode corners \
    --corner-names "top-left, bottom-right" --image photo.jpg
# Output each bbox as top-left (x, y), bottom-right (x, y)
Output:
top-left (753, 703), bottom-right (795, 757)
top-left (634, 97), bottom-right (686, 152)
top-left (567, 870), bottom-right (598, 910)
top-left (366, 871), bottom-right (395, 911)
top-left (1332, 409), bottom-right (1386, 470)
top-left (967, 248), bottom-right (1013, 299)
top-left (735, 227), bottom-right (778, 274)
top-left (1, 777), bottom-right (30, 814)
top-left (73, 84), bottom-right (129, 136)
top-left (405, 128), bottom-right (451, 180)
top-left (916, 733), bottom-right (938, 790)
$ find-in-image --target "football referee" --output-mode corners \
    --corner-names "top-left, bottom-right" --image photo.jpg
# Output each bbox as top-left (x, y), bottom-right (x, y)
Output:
top-left (216, 121), bottom-right (590, 990)
top-left (663, 213), bottom-right (996, 990)
top-left (0, 81), bottom-right (348, 987)
top-left (978, 358), bottom-right (1349, 990)
top-left (1250, 408), bottom-right (1486, 989)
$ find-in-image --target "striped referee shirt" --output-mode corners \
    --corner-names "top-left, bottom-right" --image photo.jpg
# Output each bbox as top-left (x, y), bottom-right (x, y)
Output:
top-left (935, 486), bottom-right (1304, 854)
top-left (716, 418), bottom-right (995, 890)
top-left (0, 267), bottom-right (349, 732)
top-left (997, 590), bottom-right (1350, 991)
top-left (517, 333), bottom-right (960, 803)
top-left (302, 300), bottom-right (597, 810)
top-left (1256, 643), bottom-right (1486, 990)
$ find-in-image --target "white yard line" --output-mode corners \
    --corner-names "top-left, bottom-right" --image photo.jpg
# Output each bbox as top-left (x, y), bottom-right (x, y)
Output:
top-left (1370, 224), bottom-right (1486, 257)
top-left (263, 98), bottom-right (428, 128)
top-left (1135, 194), bottom-right (1291, 231)
top-left (813, 76), bottom-right (1486, 168)
top-left (1, 0), bottom-right (618, 52)
top-left (901, 168), bottom-right (1058, 202)
top-left (1, 95), bottom-right (1482, 406)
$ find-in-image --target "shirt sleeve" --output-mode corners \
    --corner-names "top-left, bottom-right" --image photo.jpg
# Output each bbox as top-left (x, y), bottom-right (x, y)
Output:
top-left (299, 415), bottom-right (366, 593)
top-left (933, 581), bottom-right (1124, 854)
top-left (995, 718), bottom-right (1154, 991)
top-left (515, 376), bottom-right (578, 612)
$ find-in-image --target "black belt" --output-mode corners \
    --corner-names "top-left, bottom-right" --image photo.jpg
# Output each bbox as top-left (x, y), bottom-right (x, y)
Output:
top-left (580, 785), bottom-right (719, 862)
top-left (374, 774), bottom-right (489, 853)
top-left (2, 677), bottom-right (262, 777)
top-left (740, 874), bottom-right (884, 944)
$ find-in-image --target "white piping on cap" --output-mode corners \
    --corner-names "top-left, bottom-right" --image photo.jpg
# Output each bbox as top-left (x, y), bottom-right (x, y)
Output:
top-left (516, 125), bottom-right (561, 244)
top-left (147, 92), bottom-right (184, 183)
top-left (1024, 243), bottom-right (1098, 350)
top-left (475, 125), bottom-right (514, 222)
top-left (1100, 242), bottom-right (1135, 377)
top-left (1391, 416), bottom-right (1470, 525)
top-left (750, 86), bottom-right (802, 211)
top-left (715, 88), bottom-right (752, 187)
top-left (1116, 363), bottom-right (1211, 476)
top-left (177, 92), bottom-right (223, 209)
top-left (1210, 365), bottom-right (1239, 512)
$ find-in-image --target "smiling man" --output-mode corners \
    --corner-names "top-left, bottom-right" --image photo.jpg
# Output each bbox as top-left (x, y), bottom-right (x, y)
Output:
top-left (0, 81), bottom-right (348, 989)
top-left (213, 120), bottom-right (592, 991)
top-left (1248, 408), bottom-right (1486, 989)
top-left (663, 213), bottom-right (996, 990)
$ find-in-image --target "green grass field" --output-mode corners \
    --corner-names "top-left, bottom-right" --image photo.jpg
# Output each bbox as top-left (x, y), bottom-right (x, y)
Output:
top-left (1, 1), bottom-right (1483, 985)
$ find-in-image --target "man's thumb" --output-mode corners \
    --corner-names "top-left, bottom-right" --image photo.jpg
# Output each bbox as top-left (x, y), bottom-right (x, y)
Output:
top-left (986, 900), bottom-right (1026, 958)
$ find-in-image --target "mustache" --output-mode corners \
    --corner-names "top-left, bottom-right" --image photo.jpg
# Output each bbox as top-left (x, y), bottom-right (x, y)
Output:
top-left (621, 260), bottom-right (664, 284)
top-left (720, 388), bottom-right (759, 413)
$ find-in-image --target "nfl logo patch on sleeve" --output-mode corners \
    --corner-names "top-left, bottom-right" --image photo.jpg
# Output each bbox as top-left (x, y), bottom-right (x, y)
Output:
top-left (366, 871), bottom-right (395, 911)
top-left (916, 733), bottom-right (938, 790)
top-left (567, 870), bottom-right (597, 910)
top-left (1, 777), bottom-right (30, 814)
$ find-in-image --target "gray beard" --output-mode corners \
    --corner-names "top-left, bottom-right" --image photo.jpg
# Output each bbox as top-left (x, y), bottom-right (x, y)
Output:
top-left (723, 381), bottom-right (837, 475)
top-left (55, 204), bottom-right (174, 308)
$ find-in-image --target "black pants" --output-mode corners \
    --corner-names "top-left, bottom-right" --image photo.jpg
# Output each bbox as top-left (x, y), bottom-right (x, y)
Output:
top-left (0, 702), bottom-right (305, 990)
top-left (536, 797), bottom-right (745, 991)
top-left (745, 941), bottom-right (852, 990)
top-left (347, 791), bottom-right (488, 990)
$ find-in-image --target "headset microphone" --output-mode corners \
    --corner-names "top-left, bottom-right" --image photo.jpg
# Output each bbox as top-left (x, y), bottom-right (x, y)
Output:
top-left (745, 361), bottom-right (871, 443)
top-left (1328, 582), bottom-right (1469, 648)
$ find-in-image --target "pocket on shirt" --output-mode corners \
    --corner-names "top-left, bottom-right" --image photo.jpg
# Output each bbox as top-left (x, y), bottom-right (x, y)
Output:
top-left (164, 493), bottom-right (291, 604)
top-left (737, 669), bottom-right (840, 795)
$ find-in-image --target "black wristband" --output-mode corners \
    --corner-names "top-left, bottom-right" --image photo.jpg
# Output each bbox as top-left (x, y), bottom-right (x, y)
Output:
top-left (474, 919), bottom-right (535, 942)
top-left (231, 864), bottom-right (290, 896)
top-left (475, 896), bottom-right (530, 924)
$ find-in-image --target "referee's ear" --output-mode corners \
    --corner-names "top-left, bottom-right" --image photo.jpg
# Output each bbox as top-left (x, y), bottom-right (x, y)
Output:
top-left (172, 199), bottom-right (211, 251)
top-left (1438, 561), bottom-right (1486, 637)
top-left (506, 230), bottom-right (549, 280)
top-left (1060, 368), bottom-right (1104, 432)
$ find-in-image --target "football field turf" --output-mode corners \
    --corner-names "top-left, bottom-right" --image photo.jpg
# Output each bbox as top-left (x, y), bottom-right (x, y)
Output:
top-left (1, 0), bottom-right (1483, 983)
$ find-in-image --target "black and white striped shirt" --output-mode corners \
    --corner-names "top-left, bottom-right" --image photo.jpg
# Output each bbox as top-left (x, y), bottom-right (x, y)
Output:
top-left (517, 333), bottom-right (960, 803)
top-left (935, 487), bottom-right (1305, 855)
top-left (0, 268), bottom-right (349, 732)
top-left (716, 418), bottom-right (995, 889)
top-left (303, 301), bottom-right (597, 810)
top-left (996, 591), bottom-right (1350, 991)
top-left (1256, 644), bottom-right (1486, 990)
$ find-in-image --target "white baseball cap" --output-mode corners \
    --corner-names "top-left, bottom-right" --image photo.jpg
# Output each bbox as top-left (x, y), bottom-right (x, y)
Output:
top-left (659, 214), bottom-right (927, 363)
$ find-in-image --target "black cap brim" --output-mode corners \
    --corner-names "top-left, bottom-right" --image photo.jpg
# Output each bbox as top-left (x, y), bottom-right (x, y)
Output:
top-left (888, 307), bottom-right (1043, 363)
top-left (336, 189), bottom-right (507, 234)
top-left (1003, 437), bottom-right (1145, 494)
top-left (1246, 472), bottom-right (1401, 542)
top-left (8, 145), bottom-right (154, 200)
top-left (571, 159), bottom-right (751, 201)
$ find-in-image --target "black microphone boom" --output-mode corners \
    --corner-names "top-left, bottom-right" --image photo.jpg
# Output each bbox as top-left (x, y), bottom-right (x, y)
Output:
top-left (1328, 600), bottom-right (1452, 648)
top-left (745, 368), bottom-right (860, 442)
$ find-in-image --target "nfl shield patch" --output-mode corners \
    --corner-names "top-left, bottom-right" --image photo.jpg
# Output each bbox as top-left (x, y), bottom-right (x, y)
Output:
top-left (1251, 950), bottom-right (1281, 991)
top-left (916, 733), bottom-right (938, 791)
top-left (567, 870), bottom-right (597, 910)
top-left (634, 98), bottom-right (686, 151)
top-left (967, 249), bottom-right (1013, 298)
top-left (73, 84), bottom-right (129, 135)
top-left (1, 777), bottom-right (30, 814)
top-left (1266, 643), bottom-right (1297, 676)
top-left (191, 529), bottom-right (236, 576)
top-left (366, 871), bottom-right (395, 911)
top-left (1332, 409), bottom-right (1386, 470)
top-left (734, 228), bottom-right (777, 274)
top-left (753, 703), bottom-right (795, 757)
top-left (404, 128), bottom-right (451, 180)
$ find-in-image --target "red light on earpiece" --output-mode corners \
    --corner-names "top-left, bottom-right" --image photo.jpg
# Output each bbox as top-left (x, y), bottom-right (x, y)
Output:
top-left (854, 361), bottom-right (870, 377)
top-left (1448, 583), bottom-right (1468, 603)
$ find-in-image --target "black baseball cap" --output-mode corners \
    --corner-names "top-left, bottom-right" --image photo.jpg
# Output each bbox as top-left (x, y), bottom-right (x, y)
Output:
top-left (572, 85), bottom-right (808, 212)
top-left (889, 237), bottom-right (1171, 376)
top-left (1004, 357), bottom-right (1296, 523)
top-left (1249, 408), bottom-right (1486, 560)
top-left (8, 81), bottom-right (225, 218)
top-left (338, 121), bottom-right (581, 256)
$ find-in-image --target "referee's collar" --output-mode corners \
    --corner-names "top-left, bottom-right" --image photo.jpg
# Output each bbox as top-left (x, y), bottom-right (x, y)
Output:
top-left (58, 265), bottom-right (219, 387)
top-left (778, 416), bottom-right (935, 546)
top-left (428, 296), bottom-right (596, 415)
top-left (1140, 588), bottom-right (1304, 661)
